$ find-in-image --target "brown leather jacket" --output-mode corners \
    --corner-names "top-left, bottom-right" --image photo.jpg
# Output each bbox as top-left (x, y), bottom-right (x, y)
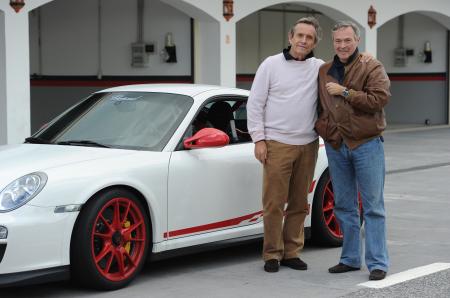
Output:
top-left (315, 54), bottom-right (391, 149)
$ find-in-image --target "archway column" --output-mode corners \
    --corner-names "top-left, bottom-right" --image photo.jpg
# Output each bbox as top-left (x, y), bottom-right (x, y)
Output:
top-left (364, 26), bottom-right (378, 59)
top-left (448, 30), bottom-right (450, 125)
top-left (0, 10), bottom-right (31, 144)
top-left (219, 20), bottom-right (236, 87)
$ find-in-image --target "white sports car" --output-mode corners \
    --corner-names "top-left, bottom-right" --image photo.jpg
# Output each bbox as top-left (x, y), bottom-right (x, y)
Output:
top-left (0, 84), bottom-right (342, 290)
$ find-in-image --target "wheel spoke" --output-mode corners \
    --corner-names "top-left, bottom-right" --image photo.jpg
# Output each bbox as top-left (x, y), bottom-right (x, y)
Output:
top-left (121, 247), bottom-right (137, 268)
top-left (122, 220), bottom-right (143, 241)
top-left (99, 214), bottom-right (113, 232)
top-left (129, 237), bottom-right (145, 242)
top-left (116, 248), bottom-right (126, 275)
top-left (121, 201), bottom-right (132, 225)
top-left (325, 186), bottom-right (334, 198)
top-left (93, 231), bottom-right (111, 240)
top-left (95, 243), bottom-right (113, 263)
top-left (113, 199), bottom-right (122, 230)
top-left (128, 220), bottom-right (143, 233)
top-left (104, 251), bottom-right (114, 273)
top-left (325, 214), bottom-right (333, 226)
top-left (336, 222), bottom-right (342, 235)
top-left (323, 202), bottom-right (334, 212)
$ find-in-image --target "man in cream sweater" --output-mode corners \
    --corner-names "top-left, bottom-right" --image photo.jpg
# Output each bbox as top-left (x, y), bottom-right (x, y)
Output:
top-left (247, 17), bottom-right (324, 273)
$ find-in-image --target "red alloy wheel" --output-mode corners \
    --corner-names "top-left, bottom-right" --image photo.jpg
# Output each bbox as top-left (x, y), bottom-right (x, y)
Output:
top-left (322, 179), bottom-right (363, 239)
top-left (322, 179), bottom-right (343, 238)
top-left (91, 197), bottom-right (147, 281)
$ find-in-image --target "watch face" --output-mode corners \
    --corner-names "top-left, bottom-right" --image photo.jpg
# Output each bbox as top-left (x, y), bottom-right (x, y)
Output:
top-left (343, 89), bottom-right (349, 97)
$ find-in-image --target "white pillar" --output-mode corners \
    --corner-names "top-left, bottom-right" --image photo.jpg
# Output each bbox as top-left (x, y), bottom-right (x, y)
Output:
top-left (0, 10), bottom-right (31, 145)
top-left (364, 26), bottom-right (378, 59)
top-left (219, 20), bottom-right (236, 87)
top-left (448, 30), bottom-right (450, 126)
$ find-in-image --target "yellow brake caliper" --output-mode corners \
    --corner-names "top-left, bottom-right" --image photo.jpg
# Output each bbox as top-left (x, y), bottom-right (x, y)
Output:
top-left (123, 220), bottom-right (131, 253)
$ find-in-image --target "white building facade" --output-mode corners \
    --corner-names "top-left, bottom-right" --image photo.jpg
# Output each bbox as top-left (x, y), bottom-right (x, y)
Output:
top-left (1, 0), bottom-right (450, 144)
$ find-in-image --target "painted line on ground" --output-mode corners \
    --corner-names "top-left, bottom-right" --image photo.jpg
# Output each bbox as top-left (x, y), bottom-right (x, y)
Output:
top-left (386, 162), bottom-right (450, 175)
top-left (358, 263), bottom-right (450, 289)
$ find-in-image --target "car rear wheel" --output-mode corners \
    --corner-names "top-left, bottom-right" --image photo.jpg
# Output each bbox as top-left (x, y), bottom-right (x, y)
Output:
top-left (312, 169), bottom-right (363, 247)
top-left (71, 188), bottom-right (150, 290)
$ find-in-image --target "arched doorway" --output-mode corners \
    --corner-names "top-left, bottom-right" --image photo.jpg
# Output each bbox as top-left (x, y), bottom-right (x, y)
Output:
top-left (378, 11), bottom-right (450, 128)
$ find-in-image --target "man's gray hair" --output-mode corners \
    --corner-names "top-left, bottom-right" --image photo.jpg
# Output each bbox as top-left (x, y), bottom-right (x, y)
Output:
top-left (332, 21), bottom-right (361, 39)
top-left (289, 16), bottom-right (322, 44)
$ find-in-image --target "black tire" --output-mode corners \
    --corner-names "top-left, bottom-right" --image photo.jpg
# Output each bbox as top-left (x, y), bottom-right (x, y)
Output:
top-left (311, 169), bottom-right (343, 247)
top-left (71, 188), bottom-right (150, 290)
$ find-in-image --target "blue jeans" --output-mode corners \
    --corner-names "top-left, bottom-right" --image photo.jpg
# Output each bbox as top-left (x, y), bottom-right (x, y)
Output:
top-left (325, 138), bottom-right (389, 272)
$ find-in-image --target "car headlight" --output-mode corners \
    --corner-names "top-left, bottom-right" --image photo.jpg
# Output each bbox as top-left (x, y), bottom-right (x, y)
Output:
top-left (0, 172), bottom-right (47, 212)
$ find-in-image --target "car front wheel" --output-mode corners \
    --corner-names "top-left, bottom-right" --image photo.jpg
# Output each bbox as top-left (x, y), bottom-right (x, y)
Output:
top-left (71, 188), bottom-right (150, 290)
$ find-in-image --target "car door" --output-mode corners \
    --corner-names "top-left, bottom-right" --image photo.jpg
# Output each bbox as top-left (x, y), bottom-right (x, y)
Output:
top-left (166, 97), bottom-right (262, 242)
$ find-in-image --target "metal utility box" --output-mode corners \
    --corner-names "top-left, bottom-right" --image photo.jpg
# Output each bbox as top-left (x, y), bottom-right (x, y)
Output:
top-left (131, 42), bottom-right (148, 68)
top-left (394, 48), bottom-right (407, 67)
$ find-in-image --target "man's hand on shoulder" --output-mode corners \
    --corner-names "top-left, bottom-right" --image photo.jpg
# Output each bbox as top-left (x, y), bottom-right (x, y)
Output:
top-left (254, 141), bottom-right (267, 164)
top-left (360, 52), bottom-right (375, 63)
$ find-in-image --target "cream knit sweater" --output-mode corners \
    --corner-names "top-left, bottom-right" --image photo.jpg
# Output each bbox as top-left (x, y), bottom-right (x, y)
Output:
top-left (247, 53), bottom-right (324, 145)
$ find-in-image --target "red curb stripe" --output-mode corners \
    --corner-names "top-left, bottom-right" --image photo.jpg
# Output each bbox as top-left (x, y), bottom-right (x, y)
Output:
top-left (389, 75), bottom-right (445, 81)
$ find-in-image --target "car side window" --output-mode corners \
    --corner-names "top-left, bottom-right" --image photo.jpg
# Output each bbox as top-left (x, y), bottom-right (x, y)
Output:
top-left (189, 98), bottom-right (252, 145)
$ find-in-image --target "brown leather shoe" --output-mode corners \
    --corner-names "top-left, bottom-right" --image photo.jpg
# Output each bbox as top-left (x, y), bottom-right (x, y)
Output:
top-left (328, 263), bottom-right (360, 273)
top-left (280, 258), bottom-right (308, 270)
top-left (369, 269), bottom-right (387, 280)
top-left (264, 259), bottom-right (279, 273)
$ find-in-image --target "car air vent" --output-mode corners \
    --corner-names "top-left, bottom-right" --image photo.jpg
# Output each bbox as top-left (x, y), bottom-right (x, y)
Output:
top-left (0, 244), bottom-right (6, 263)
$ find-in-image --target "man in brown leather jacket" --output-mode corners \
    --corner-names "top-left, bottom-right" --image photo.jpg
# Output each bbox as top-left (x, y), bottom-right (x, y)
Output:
top-left (315, 21), bottom-right (390, 281)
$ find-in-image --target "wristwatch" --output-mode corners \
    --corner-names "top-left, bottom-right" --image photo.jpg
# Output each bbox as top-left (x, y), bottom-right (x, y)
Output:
top-left (342, 88), bottom-right (350, 98)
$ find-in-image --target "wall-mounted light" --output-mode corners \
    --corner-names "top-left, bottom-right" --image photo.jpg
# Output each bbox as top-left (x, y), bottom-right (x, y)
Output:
top-left (10, 0), bottom-right (25, 13)
top-left (223, 0), bottom-right (234, 22)
top-left (161, 32), bottom-right (177, 63)
top-left (423, 41), bottom-right (432, 63)
top-left (368, 5), bottom-right (377, 29)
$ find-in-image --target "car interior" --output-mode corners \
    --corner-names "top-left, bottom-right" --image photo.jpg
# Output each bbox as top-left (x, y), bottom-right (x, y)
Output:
top-left (185, 98), bottom-right (252, 148)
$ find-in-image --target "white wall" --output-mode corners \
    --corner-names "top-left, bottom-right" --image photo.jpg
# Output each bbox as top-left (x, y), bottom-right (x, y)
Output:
top-left (378, 12), bottom-right (448, 73)
top-left (236, 12), bottom-right (259, 74)
top-left (194, 20), bottom-right (220, 84)
top-left (29, 0), bottom-right (192, 76)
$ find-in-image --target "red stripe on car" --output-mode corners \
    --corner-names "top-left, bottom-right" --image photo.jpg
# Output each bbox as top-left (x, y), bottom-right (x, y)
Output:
top-left (164, 210), bottom-right (263, 238)
top-left (309, 180), bottom-right (316, 193)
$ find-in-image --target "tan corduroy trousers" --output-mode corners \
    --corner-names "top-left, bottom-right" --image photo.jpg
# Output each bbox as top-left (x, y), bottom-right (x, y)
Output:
top-left (262, 139), bottom-right (319, 261)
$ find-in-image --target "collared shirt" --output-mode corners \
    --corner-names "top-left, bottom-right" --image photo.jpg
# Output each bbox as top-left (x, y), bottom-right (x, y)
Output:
top-left (282, 46), bottom-right (315, 61)
top-left (327, 48), bottom-right (359, 84)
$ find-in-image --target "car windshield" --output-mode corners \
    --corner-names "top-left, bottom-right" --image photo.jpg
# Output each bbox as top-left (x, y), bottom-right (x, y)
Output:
top-left (33, 92), bottom-right (193, 151)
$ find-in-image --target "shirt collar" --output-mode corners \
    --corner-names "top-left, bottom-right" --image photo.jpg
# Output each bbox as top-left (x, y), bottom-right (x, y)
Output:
top-left (332, 47), bottom-right (359, 67)
top-left (283, 46), bottom-right (315, 61)
top-left (328, 48), bottom-right (359, 84)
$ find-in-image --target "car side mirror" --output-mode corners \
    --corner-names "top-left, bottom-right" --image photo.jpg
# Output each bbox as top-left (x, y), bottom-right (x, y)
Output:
top-left (184, 128), bottom-right (230, 149)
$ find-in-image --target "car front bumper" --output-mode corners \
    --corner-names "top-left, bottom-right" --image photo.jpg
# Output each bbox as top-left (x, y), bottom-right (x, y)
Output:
top-left (0, 204), bottom-right (78, 283)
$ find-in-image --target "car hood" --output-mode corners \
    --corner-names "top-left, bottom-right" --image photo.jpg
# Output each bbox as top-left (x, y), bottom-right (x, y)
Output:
top-left (0, 144), bottom-right (136, 183)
